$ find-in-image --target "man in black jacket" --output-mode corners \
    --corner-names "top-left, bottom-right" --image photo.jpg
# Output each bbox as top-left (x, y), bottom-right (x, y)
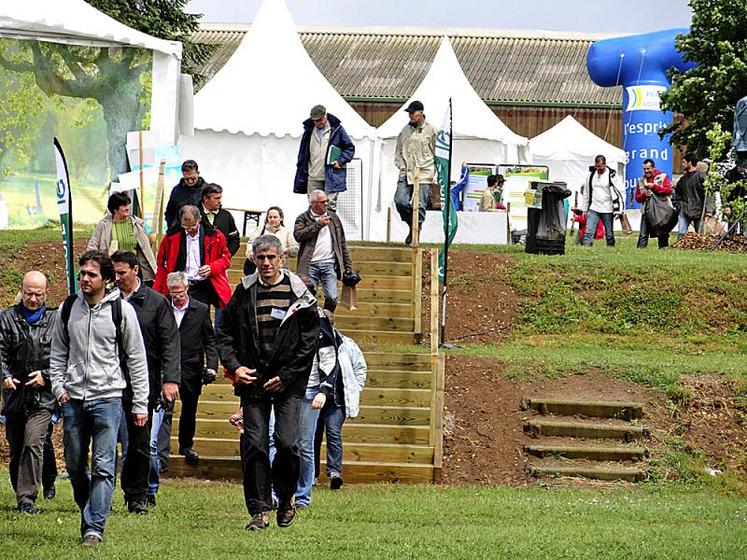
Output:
top-left (675, 153), bottom-right (706, 238)
top-left (0, 271), bottom-right (57, 514)
top-left (112, 251), bottom-right (181, 514)
top-left (151, 271), bottom-right (218, 485)
top-left (217, 235), bottom-right (319, 532)
top-left (164, 160), bottom-right (206, 228)
top-left (201, 183), bottom-right (240, 256)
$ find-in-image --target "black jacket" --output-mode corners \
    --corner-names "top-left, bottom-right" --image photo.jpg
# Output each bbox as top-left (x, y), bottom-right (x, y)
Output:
top-left (674, 170), bottom-right (705, 219)
top-left (165, 177), bottom-right (206, 228)
top-left (725, 167), bottom-right (747, 202)
top-left (202, 208), bottom-right (240, 256)
top-left (126, 282), bottom-right (181, 405)
top-left (176, 297), bottom-right (218, 395)
top-left (217, 271), bottom-right (320, 399)
top-left (0, 305), bottom-right (58, 415)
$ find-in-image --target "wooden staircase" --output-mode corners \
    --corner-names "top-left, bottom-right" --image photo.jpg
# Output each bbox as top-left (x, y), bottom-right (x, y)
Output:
top-left (169, 244), bottom-right (444, 484)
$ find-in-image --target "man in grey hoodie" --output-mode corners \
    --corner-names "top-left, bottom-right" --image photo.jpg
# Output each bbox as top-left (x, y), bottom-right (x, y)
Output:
top-left (50, 250), bottom-right (149, 547)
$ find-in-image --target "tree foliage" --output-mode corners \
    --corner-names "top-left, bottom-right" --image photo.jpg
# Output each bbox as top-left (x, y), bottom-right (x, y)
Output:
top-left (88, 0), bottom-right (211, 85)
top-left (659, 0), bottom-right (747, 158)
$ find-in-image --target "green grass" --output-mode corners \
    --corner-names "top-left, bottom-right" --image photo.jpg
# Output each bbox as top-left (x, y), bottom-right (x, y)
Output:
top-left (2, 475), bottom-right (746, 559)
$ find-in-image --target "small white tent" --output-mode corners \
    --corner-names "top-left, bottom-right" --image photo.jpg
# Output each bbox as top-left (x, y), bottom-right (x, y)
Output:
top-left (180, 0), bottom-right (378, 239)
top-left (0, 0), bottom-right (183, 144)
top-left (530, 115), bottom-right (627, 207)
top-left (376, 36), bottom-right (529, 237)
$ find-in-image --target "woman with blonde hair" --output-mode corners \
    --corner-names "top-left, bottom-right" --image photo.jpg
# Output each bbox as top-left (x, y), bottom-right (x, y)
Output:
top-left (243, 206), bottom-right (299, 275)
top-left (87, 191), bottom-right (157, 283)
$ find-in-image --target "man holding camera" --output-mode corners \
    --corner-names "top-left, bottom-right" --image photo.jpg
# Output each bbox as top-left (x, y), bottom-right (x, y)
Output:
top-left (111, 251), bottom-right (181, 514)
top-left (294, 189), bottom-right (353, 318)
top-left (0, 271), bottom-right (57, 514)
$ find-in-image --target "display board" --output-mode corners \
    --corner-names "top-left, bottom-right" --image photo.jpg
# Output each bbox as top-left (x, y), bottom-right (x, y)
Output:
top-left (497, 164), bottom-right (549, 231)
top-left (461, 163), bottom-right (496, 212)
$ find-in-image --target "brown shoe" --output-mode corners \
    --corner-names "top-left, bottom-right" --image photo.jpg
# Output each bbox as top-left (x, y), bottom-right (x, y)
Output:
top-left (245, 511), bottom-right (270, 531)
top-left (276, 497), bottom-right (296, 528)
top-left (81, 534), bottom-right (102, 547)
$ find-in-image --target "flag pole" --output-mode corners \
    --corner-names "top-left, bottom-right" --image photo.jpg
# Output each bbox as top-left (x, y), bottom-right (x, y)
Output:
top-left (439, 98), bottom-right (453, 346)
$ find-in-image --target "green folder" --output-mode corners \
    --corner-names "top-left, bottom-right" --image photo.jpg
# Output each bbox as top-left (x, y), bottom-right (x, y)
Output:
top-left (327, 145), bottom-right (346, 168)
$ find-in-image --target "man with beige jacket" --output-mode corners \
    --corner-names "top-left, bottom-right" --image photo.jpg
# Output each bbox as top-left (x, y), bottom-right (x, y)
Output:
top-left (394, 101), bottom-right (438, 245)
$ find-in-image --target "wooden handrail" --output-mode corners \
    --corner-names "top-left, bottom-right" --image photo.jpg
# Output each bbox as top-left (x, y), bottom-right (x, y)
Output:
top-left (429, 249), bottom-right (444, 481)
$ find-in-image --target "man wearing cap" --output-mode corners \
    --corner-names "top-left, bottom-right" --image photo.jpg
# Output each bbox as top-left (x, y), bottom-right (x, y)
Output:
top-left (394, 101), bottom-right (438, 245)
top-left (294, 105), bottom-right (355, 213)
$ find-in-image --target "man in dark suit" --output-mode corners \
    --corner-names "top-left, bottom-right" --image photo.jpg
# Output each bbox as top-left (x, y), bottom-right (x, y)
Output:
top-left (201, 183), bottom-right (240, 256)
top-left (148, 271), bottom-right (218, 499)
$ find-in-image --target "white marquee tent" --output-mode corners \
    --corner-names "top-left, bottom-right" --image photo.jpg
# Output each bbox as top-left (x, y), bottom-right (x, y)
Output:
top-left (0, 0), bottom-right (183, 144)
top-left (376, 36), bottom-right (530, 237)
top-left (180, 0), bottom-right (379, 240)
top-left (530, 115), bottom-right (627, 208)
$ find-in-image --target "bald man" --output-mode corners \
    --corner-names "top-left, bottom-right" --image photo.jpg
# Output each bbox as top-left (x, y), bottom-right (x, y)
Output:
top-left (0, 271), bottom-right (58, 514)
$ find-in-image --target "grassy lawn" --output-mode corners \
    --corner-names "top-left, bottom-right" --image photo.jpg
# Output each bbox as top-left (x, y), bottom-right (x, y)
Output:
top-left (1, 474), bottom-right (746, 559)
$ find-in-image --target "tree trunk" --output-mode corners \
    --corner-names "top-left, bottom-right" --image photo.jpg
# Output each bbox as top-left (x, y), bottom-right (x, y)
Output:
top-left (98, 81), bottom-right (143, 181)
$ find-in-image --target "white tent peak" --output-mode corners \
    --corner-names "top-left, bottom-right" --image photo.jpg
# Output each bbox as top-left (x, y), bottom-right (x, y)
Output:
top-left (377, 35), bottom-right (528, 147)
top-left (193, 0), bottom-right (375, 139)
top-left (531, 115), bottom-right (627, 162)
top-left (0, 0), bottom-right (181, 57)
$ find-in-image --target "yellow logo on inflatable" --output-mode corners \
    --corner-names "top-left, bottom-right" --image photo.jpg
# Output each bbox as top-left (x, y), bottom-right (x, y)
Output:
top-left (625, 85), bottom-right (667, 112)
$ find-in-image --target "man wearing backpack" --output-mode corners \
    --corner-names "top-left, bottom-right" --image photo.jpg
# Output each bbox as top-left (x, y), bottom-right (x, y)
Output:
top-left (111, 251), bottom-right (181, 513)
top-left (50, 250), bottom-right (149, 547)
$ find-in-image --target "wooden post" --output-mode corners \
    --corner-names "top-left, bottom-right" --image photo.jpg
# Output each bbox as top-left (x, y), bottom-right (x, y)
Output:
top-left (430, 249), bottom-right (439, 356)
top-left (153, 159), bottom-right (167, 251)
top-left (411, 169), bottom-right (421, 247)
top-left (413, 247), bottom-right (422, 343)
top-left (138, 130), bottom-right (145, 219)
top-left (429, 249), bottom-right (444, 482)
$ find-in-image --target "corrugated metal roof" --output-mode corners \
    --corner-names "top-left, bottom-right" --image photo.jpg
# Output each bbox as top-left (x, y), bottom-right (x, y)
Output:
top-left (192, 25), bottom-right (621, 107)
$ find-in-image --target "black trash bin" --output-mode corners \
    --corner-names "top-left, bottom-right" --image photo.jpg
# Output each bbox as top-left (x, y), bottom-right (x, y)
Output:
top-left (525, 181), bottom-right (571, 255)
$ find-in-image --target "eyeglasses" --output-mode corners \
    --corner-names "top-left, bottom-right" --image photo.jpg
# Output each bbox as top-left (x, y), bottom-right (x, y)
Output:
top-left (181, 222), bottom-right (198, 230)
top-left (314, 200), bottom-right (329, 205)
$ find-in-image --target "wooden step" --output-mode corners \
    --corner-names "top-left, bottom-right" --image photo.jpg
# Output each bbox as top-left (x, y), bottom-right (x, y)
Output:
top-left (355, 288), bottom-right (412, 304)
top-left (359, 387), bottom-right (431, 407)
top-left (225, 270), bottom-right (413, 291)
top-left (172, 419), bottom-right (430, 445)
top-left (334, 316), bottom-right (414, 332)
top-left (335, 302), bottom-right (412, 318)
top-left (342, 330), bottom-right (417, 345)
top-left (521, 398), bottom-right (644, 420)
top-left (168, 456), bottom-right (435, 483)
top-left (235, 245), bottom-right (415, 263)
top-left (349, 405), bottom-right (430, 426)
top-left (526, 464), bottom-right (647, 482)
top-left (363, 352), bottom-right (431, 369)
top-left (524, 444), bottom-right (647, 462)
top-left (523, 419), bottom-right (650, 441)
top-left (365, 369), bottom-right (431, 389)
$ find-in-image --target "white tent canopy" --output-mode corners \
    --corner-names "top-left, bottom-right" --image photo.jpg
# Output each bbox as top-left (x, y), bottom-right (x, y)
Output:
top-left (0, 0), bottom-right (183, 143)
top-left (182, 0), bottom-right (379, 239)
top-left (530, 115), bottom-right (627, 206)
top-left (376, 36), bottom-right (529, 240)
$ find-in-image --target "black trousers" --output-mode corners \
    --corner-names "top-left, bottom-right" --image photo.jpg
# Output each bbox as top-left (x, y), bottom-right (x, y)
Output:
top-left (156, 400), bottom-right (174, 472)
top-left (240, 395), bottom-right (301, 515)
top-left (189, 279), bottom-right (219, 308)
top-left (43, 422), bottom-right (58, 491)
top-left (177, 384), bottom-right (201, 451)
top-left (120, 403), bottom-right (153, 503)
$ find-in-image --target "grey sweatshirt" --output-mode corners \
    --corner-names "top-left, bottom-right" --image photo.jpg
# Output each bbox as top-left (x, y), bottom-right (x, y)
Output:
top-left (49, 289), bottom-right (149, 414)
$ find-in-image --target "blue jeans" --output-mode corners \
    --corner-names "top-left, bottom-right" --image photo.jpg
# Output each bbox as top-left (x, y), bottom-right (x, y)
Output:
top-left (677, 212), bottom-right (702, 238)
top-left (296, 386), bottom-right (321, 507)
top-left (394, 172), bottom-right (429, 228)
top-left (319, 405), bottom-right (346, 475)
top-left (582, 210), bottom-right (615, 246)
top-left (308, 260), bottom-right (338, 313)
top-left (63, 397), bottom-right (122, 540)
top-left (148, 408), bottom-right (165, 496)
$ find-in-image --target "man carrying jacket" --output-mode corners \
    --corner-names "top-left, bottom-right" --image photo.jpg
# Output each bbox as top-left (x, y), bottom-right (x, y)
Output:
top-left (217, 235), bottom-right (319, 532)
top-left (0, 271), bottom-right (57, 514)
top-left (294, 190), bottom-right (353, 317)
top-left (293, 104), bottom-right (355, 213)
top-left (636, 158), bottom-right (673, 249)
top-left (675, 153), bottom-right (706, 239)
top-left (50, 250), bottom-right (149, 547)
top-left (111, 251), bottom-right (180, 514)
top-left (581, 154), bottom-right (623, 247)
top-left (164, 160), bottom-right (207, 228)
top-left (154, 205), bottom-right (232, 311)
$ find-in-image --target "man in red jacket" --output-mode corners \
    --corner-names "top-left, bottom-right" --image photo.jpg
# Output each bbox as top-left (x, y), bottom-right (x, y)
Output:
top-left (636, 158), bottom-right (673, 249)
top-left (154, 205), bottom-right (232, 311)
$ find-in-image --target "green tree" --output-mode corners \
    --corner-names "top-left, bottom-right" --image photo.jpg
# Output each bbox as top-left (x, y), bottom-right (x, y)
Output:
top-left (0, 1), bottom-right (205, 180)
top-left (659, 0), bottom-right (747, 159)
